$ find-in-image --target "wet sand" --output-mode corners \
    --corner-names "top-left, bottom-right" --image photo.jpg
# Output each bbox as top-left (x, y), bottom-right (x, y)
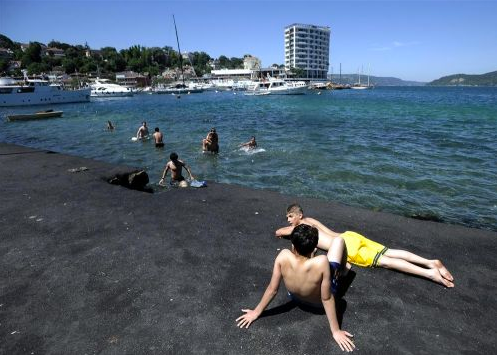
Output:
top-left (1, 142), bottom-right (496, 354)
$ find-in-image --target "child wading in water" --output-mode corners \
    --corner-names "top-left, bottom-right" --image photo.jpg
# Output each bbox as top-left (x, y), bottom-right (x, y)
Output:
top-left (275, 204), bottom-right (454, 288)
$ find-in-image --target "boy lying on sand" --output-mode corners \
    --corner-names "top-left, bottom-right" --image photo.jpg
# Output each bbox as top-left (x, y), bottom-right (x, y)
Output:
top-left (275, 204), bottom-right (454, 288)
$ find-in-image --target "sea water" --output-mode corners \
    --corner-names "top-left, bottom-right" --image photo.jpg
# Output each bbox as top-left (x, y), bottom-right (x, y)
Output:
top-left (1, 86), bottom-right (496, 231)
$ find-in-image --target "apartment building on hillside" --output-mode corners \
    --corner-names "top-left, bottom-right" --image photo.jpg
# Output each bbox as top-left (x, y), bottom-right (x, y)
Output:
top-left (284, 23), bottom-right (330, 80)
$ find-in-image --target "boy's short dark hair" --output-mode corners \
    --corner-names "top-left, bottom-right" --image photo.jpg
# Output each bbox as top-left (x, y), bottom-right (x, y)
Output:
top-left (287, 203), bottom-right (303, 215)
top-left (170, 152), bottom-right (178, 160)
top-left (155, 127), bottom-right (159, 132)
top-left (291, 224), bottom-right (318, 256)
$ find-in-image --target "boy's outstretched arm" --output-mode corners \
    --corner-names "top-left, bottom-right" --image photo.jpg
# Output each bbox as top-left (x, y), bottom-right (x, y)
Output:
top-left (306, 217), bottom-right (342, 238)
top-left (320, 260), bottom-right (355, 352)
top-left (236, 252), bottom-right (283, 328)
top-left (275, 226), bottom-right (294, 239)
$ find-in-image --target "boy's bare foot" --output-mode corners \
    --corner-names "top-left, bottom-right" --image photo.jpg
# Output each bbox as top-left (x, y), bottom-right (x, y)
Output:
top-left (431, 260), bottom-right (454, 281)
top-left (429, 268), bottom-right (454, 288)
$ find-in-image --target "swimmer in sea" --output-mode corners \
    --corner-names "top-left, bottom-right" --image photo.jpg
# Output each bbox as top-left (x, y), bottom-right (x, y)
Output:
top-left (239, 136), bottom-right (257, 149)
top-left (107, 121), bottom-right (114, 130)
top-left (153, 127), bottom-right (164, 148)
top-left (202, 128), bottom-right (219, 153)
top-left (159, 152), bottom-right (194, 188)
top-left (136, 121), bottom-right (149, 139)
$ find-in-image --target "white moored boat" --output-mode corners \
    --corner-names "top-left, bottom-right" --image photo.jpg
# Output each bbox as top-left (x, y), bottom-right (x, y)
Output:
top-left (0, 77), bottom-right (90, 107)
top-left (90, 79), bottom-right (134, 97)
top-left (245, 78), bottom-right (308, 95)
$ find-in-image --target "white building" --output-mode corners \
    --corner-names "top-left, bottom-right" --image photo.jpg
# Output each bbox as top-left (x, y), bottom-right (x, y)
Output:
top-left (284, 23), bottom-right (330, 80)
top-left (210, 69), bottom-right (254, 80)
top-left (243, 56), bottom-right (261, 70)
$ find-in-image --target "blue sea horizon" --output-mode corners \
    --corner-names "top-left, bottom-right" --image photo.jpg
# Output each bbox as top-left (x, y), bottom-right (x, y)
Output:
top-left (1, 86), bottom-right (496, 232)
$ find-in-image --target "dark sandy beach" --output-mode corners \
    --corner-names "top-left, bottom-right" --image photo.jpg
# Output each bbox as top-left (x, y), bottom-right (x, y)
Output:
top-left (1, 142), bottom-right (496, 354)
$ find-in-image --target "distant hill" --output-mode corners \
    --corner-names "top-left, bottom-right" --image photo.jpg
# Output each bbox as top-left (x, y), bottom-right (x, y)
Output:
top-left (428, 71), bottom-right (497, 86)
top-left (328, 74), bottom-right (425, 86)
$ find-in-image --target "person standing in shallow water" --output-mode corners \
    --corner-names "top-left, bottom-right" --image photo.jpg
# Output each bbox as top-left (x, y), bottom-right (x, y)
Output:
top-left (153, 127), bottom-right (164, 148)
top-left (202, 128), bottom-right (219, 153)
top-left (136, 121), bottom-right (149, 139)
top-left (159, 152), bottom-right (194, 188)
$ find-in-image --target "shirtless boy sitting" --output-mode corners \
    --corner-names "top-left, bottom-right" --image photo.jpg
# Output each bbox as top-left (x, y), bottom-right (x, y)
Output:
top-left (275, 204), bottom-right (454, 288)
top-left (237, 224), bottom-right (355, 352)
top-left (159, 152), bottom-right (194, 187)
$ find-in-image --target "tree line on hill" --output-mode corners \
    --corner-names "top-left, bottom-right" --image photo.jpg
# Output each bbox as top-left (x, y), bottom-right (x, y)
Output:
top-left (427, 71), bottom-right (497, 86)
top-left (0, 34), bottom-right (252, 78)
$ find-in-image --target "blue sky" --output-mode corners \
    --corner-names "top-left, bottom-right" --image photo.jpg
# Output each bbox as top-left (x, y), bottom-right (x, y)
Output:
top-left (1, 0), bottom-right (496, 82)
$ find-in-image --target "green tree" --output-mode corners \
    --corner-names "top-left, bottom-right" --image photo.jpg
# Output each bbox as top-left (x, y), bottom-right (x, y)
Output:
top-left (218, 55), bottom-right (229, 69)
top-left (80, 57), bottom-right (97, 74)
top-left (151, 47), bottom-right (167, 67)
top-left (0, 59), bottom-right (9, 74)
top-left (27, 61), bottom-right (50, 75)
top-left (0, 34), bottom-right (16, 49)
top-left (62, 58), bottom-right (77, 74)
top-left (47, 40), bottom-right (71, 51)
top-left (230, 57), bottom-right (243, 69)
top-left (21, 42), bottom-right (42, 67)
top-left (101, 47), bottom-right (118, 60)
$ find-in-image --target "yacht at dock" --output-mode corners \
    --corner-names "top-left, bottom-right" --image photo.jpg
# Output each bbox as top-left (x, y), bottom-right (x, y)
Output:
top-left (245, 78), bottom-right (308, 95)
top-left (90, 79), bottom-right (134, 97)
top-left (0, 77), bottom-right (90, 107)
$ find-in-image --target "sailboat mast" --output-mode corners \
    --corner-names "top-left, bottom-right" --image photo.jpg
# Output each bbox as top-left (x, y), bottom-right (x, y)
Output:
top-left (367, 64), bottom-right (370, 87)
top-left (173, 14), bottom-right (185, 86)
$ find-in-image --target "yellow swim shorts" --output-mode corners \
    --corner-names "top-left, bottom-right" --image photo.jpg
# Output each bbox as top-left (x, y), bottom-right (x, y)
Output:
top-left (341, 231), bottom-right (388, 268)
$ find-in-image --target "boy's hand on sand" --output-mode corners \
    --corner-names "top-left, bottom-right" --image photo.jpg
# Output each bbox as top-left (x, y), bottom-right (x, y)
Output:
top-left (333, 330), bottom-right (355, 352)
top-left (236, 309), bottom-right (259, 328)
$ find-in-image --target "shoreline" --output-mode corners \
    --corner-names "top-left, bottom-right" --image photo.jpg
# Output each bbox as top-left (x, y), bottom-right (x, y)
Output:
top-left (1, 138), bottom-right (494, 233)
top-left (1, 142), bottom-right (496, 354)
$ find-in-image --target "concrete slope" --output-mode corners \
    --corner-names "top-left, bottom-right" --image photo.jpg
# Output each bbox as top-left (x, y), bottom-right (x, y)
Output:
top-left (0, 142), bottom-right (495, 355)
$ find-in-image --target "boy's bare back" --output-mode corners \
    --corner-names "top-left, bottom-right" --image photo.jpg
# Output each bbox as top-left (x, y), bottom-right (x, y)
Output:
top-left (278, 249), bottom-right (330, 304)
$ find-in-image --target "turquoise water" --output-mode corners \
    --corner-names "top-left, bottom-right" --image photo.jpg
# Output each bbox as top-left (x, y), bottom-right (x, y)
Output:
top-left (1, 86), bottom-right (496, 231)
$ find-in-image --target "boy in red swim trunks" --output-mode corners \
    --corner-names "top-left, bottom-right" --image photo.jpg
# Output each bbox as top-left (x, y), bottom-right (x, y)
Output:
top-left (275, 204), bottom-right (454, 288)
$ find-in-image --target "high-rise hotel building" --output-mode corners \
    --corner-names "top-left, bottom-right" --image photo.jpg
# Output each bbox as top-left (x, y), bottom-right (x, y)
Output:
top-left (284, 23), bottom-right (330, 79)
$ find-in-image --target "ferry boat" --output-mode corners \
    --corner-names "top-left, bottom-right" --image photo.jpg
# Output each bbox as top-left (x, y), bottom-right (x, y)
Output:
top-left (90, 79), bottom-right (134, 97)
top-left (0, 77), bottom-right (90, 107)
top-left (245, 78), bottom-right (308, 95)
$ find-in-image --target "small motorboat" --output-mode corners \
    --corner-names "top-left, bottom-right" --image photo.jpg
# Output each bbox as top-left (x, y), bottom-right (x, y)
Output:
top-left (7, 109), bottom-right (63, 121)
